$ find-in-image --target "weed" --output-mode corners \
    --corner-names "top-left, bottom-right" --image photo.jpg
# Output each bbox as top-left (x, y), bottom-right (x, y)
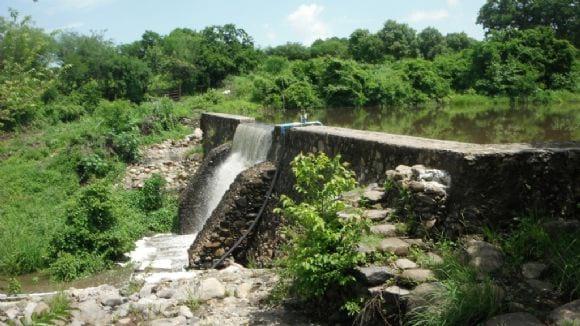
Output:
top-left (31, 292), bottom-right (73, 325)
top-left (7, 277), bottom-right (21, 295)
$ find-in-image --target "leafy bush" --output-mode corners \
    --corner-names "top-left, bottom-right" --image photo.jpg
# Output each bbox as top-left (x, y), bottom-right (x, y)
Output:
top-left (151, 98), bottom-right (177, 131)
top-left (400, 59), bottom-right (451, 104)
top-left (140, 174), bottom-right (166, 212)
top-left (365, 66), bottom-right (412, 107)
top-left (276, 153), bottom-right (366, 301)
top-left (49, 183), bottom-right (132, 281)
top-left (321, 58), bottom-right (367, 107)
top-left (98, 100), bottom-right (135, 133)
top-left (283, 81), bottom-right (322, 110)
top-left (48, 103), bottom-right (85, 123)
top-left (76, 154), bottom-right (111, 183)
top-left (110, 132), bottom-right (140, 163)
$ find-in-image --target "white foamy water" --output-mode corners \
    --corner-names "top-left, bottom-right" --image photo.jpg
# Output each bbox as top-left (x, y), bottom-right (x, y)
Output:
top-left (199, 123), bottom-right (273, 226)
top-left (126, 233), bottom-right (197, 272)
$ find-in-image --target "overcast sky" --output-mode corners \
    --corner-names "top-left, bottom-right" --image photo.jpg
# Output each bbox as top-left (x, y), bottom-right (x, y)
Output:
top-left (3, 0), bottom-right (487, 47)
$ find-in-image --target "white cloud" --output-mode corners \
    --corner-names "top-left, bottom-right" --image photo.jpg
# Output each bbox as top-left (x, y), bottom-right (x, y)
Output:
top-left (287, 4), bottom-right (329, 45)
top-left (447, 0), bottom-right (459, 7)
top-left (407, 9), bottom-right (450, 22)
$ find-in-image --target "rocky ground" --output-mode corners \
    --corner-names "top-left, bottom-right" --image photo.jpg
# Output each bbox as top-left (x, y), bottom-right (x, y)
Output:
top-left (0, 264), bottom-right (315, 325)
top-left (339, 164), bottom-right (580, 325)
top-left (123, 128), bottom-right (204, 191)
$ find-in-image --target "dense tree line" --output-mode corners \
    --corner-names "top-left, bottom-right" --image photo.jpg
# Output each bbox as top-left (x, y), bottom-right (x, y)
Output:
top-left (0, 0), bottom-right (579, 131)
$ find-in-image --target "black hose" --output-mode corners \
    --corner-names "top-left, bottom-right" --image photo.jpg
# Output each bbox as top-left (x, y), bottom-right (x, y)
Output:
top-left (210, 164), bottom-right (281, 269)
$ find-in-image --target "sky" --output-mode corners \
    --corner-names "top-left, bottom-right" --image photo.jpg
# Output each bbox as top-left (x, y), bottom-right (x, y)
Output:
top-left (3, 0), bottom-right (488, 47)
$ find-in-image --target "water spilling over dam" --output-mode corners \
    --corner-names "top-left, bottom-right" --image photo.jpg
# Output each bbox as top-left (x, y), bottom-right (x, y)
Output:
top-left (199, 123), bottom-right (274, 226)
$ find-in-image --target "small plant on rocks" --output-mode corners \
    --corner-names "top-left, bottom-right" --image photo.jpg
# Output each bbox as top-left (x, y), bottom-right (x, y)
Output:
top-left (275, 153), bottom-right (366, 306)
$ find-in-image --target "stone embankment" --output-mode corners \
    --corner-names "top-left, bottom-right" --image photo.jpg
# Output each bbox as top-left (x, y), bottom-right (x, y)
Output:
top-left (123, 129), bottom-right (203, 191)
top-left (337, 164), bottom-right (580, 325)
top-left (0, 264), bottom-right (315, 325)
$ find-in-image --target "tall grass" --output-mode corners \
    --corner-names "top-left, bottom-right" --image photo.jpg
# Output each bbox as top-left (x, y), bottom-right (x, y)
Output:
top-left (407, 242), bottom-right (504, 326)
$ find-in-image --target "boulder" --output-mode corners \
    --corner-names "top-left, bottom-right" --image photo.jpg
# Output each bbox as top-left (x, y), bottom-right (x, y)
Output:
top-left (465, 240), bottom-right (504, 274)
top-left (101, 293), bottom-right (123, 307)
top-left (364, 209), bottom-right (391, 221)
top-left (179, 306), bottom-right (194, 319)
top-left (370, 224), bottom-right (397, 237)
top-left (150, 316), bottom-right (187, 326)
top-left (400, 269), bottom-right (435, 283)
top-left (354, 266), bottom-right (397, 286)
top-left (485, 312), bottom-right (544, 326)
top-left (406, 282), bottom-right (445, 312)
top-left (548, 299), bottom-right (580, 325)
top-left (235, 282), bottom-right (252, 299)
top-left (378, 238), bottom-right (410, 256)
top-left (156, 288), bottom-right (175, 299)
top-left (363, 184), bottom-right (385, 203)
top-left (198, 278), bottom-right (226, 301)
top-left (395, 258), bottom-right (418, 270)
top-left (521, 262), bottom-right (547, 279)
top-left (526, 279), bottom-right (554, 293)
top-left (32, 302), bottom-right (50, 316)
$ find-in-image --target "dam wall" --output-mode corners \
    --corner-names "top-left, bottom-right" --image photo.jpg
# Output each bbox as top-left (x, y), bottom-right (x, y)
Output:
top-left (199, 112), bottom-right (580, 230)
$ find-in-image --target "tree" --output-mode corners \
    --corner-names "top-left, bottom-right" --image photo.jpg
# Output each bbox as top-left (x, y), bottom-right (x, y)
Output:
top-left (310, 37), bottom-right (349, 59)
top-left (266, 42), bottom-right (310, 60)
top-left (400, 59), bottom-right (451, 104)
top-left (471, 27), bottom-right (576, 96)
top-left (320, 58), bottom-right (367, 107)
top-left (417, 27), bottom-right (446, 60)
top-left (445, 32), bottom-right (476, 52)
top-left (378, 20), bottom-right (418, 59)
top-left (477, 0), bottom-right (580, 47)
top-left (348, 29), bottom-right (384, 63)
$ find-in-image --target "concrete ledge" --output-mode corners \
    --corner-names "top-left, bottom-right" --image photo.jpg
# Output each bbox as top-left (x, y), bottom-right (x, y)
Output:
top-left (200, 112), bottom-right (255, 154)
top-left (278, 125), bottom-right (579, 230)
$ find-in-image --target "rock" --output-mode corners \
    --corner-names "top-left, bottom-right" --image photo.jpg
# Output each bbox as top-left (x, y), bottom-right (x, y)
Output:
top-left (337, 208), bottom-right (359, 221)
top-left (198, 278), bottom-right (226, 300)
top-left (370, 224), bottom-right (397, 237)
top-left (485, 312), bottom-right (544, 326)
top-left (548, 299), bottom-right (580, 325)
top-left (179, 306), bottom-right (194, 319)
top-left (395, 258), bottom-right (418, 270)
top-left (340, 190), bottom-right (362, 207)
top-left (235, 282), bottom-right (252, 299)
top-left (356, 243), bottom-right (375, 254)
top-left (139, 284), bottom-right (154, 298)
top-left (101, 293), bottom-right (123, 307)
top-left (400, 269), bottom-right (435, 283)
top-left (406, 282), bottom-right (445, 312)
top-left (193, 128), bottom-right (203, 139)
top-left (363, 184), bottom-right (385, 203)
top-left (526, 279), bottom-right (554, 292)
top-left (74, 300), bottom-right (110, 324)
top-left (364, 209), bottom-right (391, 221)
top-left (157, 288), bottom-right (175, 299)
top-left (117, 317), bottom-right (133, 325)
top-left (354, 266), bottom-right (396, 286)
top-left (465, 240), bottom-right (504, 274)
top-left (32, 302), bottom-right (50, 316)
top-left (23, 302), bottom-right (37, 325)
top-left (150, 315), bottom-right (187, 326)
top-left (521, 262), bottom-right (547, 279)
top-left (378, 238), bottom-right (410, 256)
top-left (424, 252), bottom-right (443, 265)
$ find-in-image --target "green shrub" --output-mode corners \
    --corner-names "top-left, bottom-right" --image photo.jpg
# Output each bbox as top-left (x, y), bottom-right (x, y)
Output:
top-left (7, 277), bottom-right (21, 295)
top-left (76, 154), bottom-right (111, 183)
top-left (48, 252), bottom-right (106, 282)
top-left (283, 81), bottom-right (322, 110)
top-left (365, 66), bottom-right (412, 107)
top-left (275, 153), bottom-right (365, 301)
top-left (151, 98), bottom-right (177, 131)
top-left (32, 292), bottom-right (73, 324)
top-left (48, 103), bottom-right (85, 123)
top-left (140, 174), bottom-right (166, 212)
top-left (48, 183), bottom-right (133, 281)
top-left (98, 100), bottom-right (135, 133)
top-left (110, 132), bottom-right (140, 163)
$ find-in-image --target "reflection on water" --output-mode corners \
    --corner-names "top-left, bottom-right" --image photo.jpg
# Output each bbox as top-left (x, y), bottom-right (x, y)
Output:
top-left (258, 104), bottom-right (580, 144)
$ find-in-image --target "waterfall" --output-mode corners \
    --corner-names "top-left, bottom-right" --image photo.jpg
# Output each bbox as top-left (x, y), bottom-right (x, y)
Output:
top-left (199, 123), bottom-right (273, 226)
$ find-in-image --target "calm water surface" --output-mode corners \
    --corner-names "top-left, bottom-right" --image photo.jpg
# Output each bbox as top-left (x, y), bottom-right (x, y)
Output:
top-left (258, 104), bottom-right (580, 144)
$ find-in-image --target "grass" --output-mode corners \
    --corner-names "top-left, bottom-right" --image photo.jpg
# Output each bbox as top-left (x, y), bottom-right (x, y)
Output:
top-left (31, 292), bottom-right (73, 325)
top-left (0, 98), bottom-right (192, 278)
top-left (496, 216), bottom-right (580, 301)
top-left (406, 242), bottom-right (504, 326)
